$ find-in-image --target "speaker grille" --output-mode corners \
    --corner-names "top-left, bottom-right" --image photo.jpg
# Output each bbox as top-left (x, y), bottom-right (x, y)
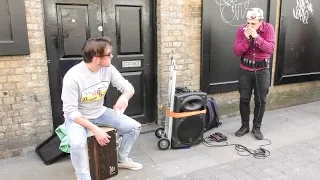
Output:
top-left (177, 115), bottom-right (204, 145)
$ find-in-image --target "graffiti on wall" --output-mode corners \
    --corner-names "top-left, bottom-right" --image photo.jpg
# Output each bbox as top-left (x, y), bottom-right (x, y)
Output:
top-left (214, 0), bottom-right (259, 26)
top-left (293, 0), bottom-right (314, 24)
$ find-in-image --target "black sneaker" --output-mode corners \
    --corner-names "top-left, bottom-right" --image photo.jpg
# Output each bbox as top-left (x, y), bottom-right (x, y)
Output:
top-left (235, 124), bottom-right (249, 137)
top-left (252, 126), bottom-right (264, 140)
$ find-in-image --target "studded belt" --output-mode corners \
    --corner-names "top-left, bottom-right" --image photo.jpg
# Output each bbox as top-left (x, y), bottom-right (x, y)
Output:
top-left (241, 58), bottom-right (269, 68)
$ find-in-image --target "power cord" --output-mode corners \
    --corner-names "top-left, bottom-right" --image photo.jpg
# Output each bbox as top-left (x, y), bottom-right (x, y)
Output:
top-left (202, 133), bottom-right (271, 159)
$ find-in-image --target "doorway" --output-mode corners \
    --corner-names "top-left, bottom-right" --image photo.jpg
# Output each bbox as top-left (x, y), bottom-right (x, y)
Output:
top-left (43, 0), bottom-right (156, 129)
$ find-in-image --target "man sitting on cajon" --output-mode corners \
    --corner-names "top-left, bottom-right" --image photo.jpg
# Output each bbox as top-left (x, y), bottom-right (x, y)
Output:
top-left (61, 36), bottom-right (143, 180)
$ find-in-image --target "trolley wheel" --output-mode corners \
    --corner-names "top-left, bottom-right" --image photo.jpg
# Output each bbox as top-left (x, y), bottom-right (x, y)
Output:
top-left (155, 127), bottom-right (165, 138)
top-left (158, 138), bottom-right (170, 150)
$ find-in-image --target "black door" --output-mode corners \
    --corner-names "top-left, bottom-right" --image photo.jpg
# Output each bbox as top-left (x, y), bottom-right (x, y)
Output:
top-left (44, 0), bottom-right (156, 129)
top-left (275, 0), bottom-right (320, 85)
top-left (101, 0), bottom-right (155, 125)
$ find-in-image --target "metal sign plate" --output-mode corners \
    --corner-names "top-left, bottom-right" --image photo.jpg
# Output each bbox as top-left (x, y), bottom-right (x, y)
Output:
top-left (122, 60), bottom-right (142, 68)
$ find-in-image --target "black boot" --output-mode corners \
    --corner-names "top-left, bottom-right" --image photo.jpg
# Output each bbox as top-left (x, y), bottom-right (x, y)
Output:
top-left (235, 124), bottom-right (249, 137)
top-left (252, 125), bottom-right (264, 140)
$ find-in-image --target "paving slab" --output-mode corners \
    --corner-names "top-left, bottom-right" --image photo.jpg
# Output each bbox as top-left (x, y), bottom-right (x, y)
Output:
top-left (0, 101), bottom-right (320, 180)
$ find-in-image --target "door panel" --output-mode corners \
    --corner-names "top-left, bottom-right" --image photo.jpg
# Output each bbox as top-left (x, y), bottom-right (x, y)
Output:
top-left (102, 0), bottom-right (155, 124)
top-left (0, 0), bottom-right (30, 55)
top-left (44, 0), bottom-right (102, 129)
top-left (117, 6), bottom-right (142, 54)
top-left (275, 0), bottom-right (320, 85)
top-left (123, 71), bottom-right (144, 116)
top-left (57, 5), bottom-right (89, 57)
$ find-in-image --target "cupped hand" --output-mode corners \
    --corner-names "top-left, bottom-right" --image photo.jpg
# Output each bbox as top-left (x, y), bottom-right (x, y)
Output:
top-left (93, 127), bottom-right (111, 146)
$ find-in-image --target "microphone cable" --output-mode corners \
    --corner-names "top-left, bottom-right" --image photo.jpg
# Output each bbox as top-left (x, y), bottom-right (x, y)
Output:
top-left (249, 35), bottom-right (254, 48)
top-left (202, 133), bottom-right (271, 159)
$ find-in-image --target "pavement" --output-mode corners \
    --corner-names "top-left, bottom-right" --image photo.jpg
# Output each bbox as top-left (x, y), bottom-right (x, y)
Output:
top-left (1, 101), bottom-right (320, 180)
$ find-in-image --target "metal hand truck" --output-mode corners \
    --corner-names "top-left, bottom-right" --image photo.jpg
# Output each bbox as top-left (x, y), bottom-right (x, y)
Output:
top-left (155, 56), bottom-right (177, 150)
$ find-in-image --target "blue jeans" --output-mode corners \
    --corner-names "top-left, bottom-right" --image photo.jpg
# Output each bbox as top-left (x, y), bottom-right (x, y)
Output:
top-left (65, 108), bottom-right (141, 180)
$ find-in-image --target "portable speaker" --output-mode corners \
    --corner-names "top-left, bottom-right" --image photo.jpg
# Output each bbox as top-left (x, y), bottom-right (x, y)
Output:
top-left (171, 92), bottom-right (207, 148)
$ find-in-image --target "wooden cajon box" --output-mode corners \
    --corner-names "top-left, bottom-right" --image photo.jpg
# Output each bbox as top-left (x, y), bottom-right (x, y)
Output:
top-left (86, 127), bottom-right (118, 180)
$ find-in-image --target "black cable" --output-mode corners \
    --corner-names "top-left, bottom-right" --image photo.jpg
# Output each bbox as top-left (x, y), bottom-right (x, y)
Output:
top-left (202, 134), bottom-right (271, 159)
top-left (249, 35), bottom-right (254, 48)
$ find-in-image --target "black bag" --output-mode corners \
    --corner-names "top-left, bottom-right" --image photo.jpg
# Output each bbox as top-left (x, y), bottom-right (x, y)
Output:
top-left (204, 97), bottom-right (222, 132)
top-left (35, 133), bottom-right (68, 165)
top-left (175, 86), bottom-right (192, 93)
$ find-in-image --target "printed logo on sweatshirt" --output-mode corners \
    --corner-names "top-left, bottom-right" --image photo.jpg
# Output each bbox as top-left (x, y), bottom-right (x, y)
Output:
top-left (81, 81), bottom-right (109, 102)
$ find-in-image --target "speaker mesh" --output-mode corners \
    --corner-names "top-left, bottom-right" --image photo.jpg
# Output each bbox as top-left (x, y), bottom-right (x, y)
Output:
top-left (177, 115), bottom-right (204, 145)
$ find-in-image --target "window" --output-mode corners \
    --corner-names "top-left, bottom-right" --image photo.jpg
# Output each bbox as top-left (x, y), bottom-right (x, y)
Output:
top-left (0, 0), bottom-right (30, 56)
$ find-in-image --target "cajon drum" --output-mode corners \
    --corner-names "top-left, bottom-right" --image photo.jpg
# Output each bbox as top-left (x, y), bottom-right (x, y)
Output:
top-left (86, 127), bottom-right (118, 180)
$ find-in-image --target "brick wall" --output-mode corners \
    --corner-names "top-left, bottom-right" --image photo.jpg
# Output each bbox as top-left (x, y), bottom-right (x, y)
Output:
top-left (157, 0), bottom-right (202, 123)
top-left (156, 0), bottom-right (320, 124)
top-left (0, 0), bottom-right (52, 158)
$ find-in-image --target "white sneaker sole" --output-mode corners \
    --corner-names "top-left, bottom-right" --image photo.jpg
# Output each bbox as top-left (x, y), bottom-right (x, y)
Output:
top-left (118, 164), bottom-right (143, 171)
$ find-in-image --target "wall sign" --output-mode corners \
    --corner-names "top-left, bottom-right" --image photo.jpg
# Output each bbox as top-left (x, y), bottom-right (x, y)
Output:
top-left (122, 60), bottom-right (142, 68)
